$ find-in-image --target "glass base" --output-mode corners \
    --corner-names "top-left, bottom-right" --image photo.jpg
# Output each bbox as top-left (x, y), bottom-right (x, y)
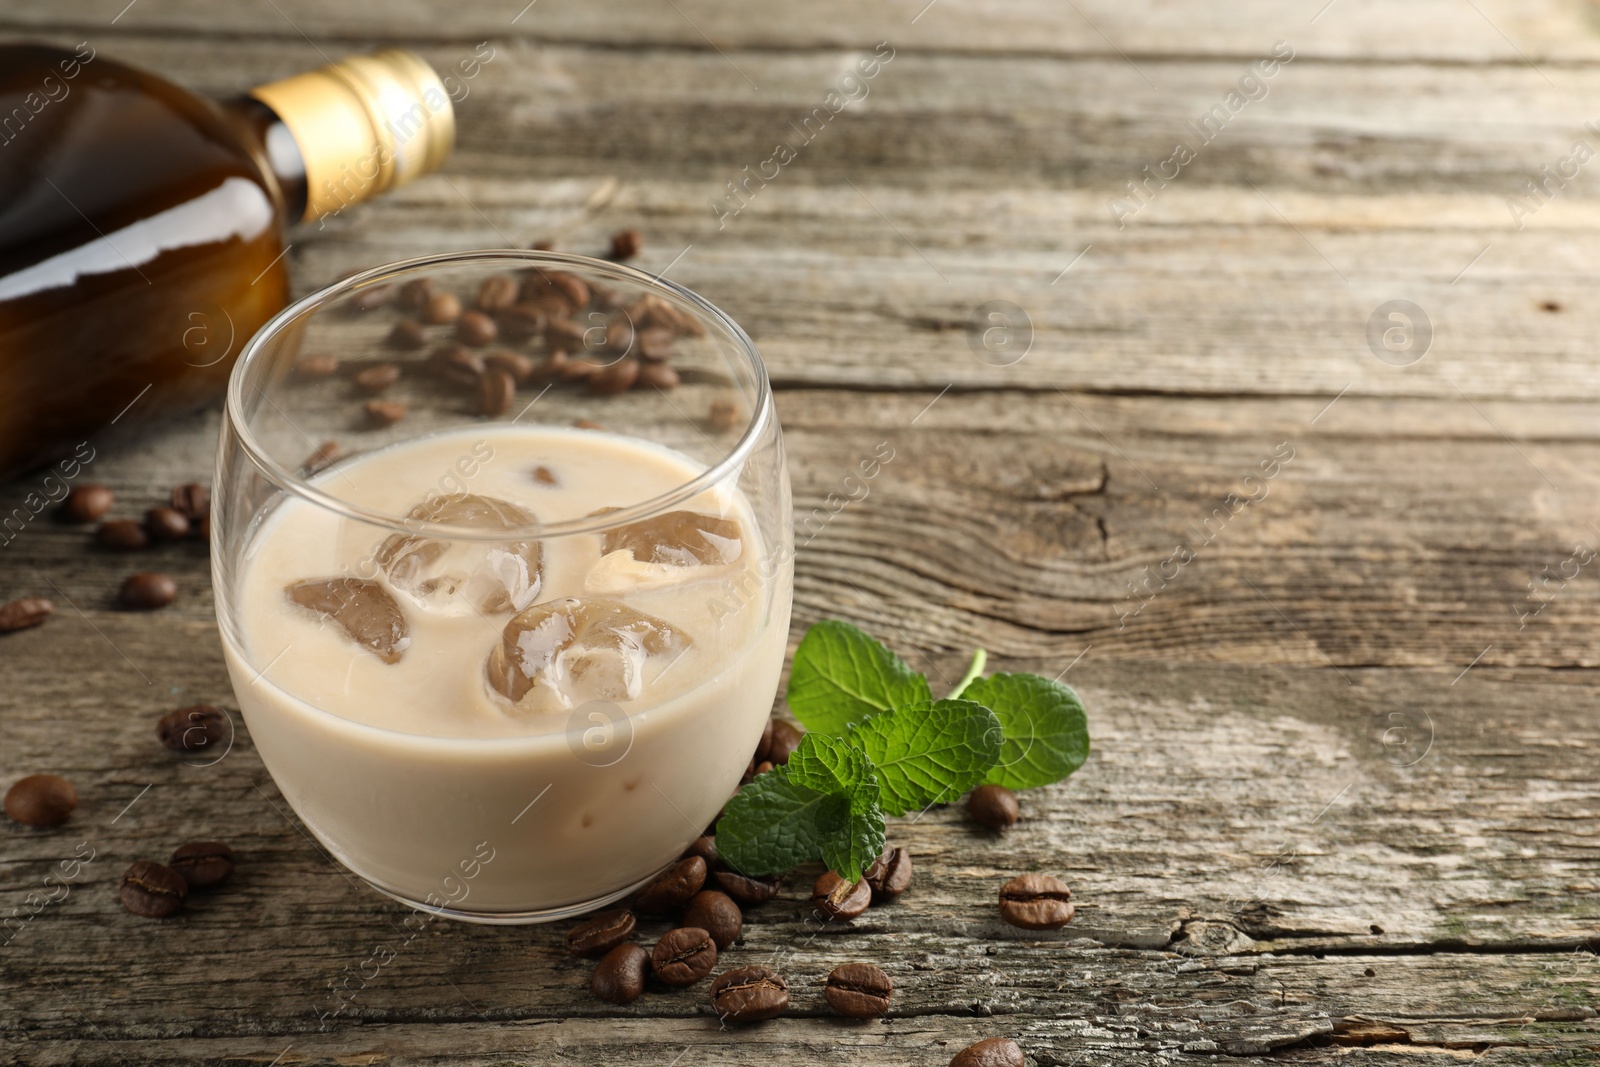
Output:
top-left (359, 863), bottom-right (669, 925)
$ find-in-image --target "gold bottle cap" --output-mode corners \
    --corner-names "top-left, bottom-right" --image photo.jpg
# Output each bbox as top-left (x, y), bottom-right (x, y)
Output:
top-left (249, 49), bottom-right (455, 222)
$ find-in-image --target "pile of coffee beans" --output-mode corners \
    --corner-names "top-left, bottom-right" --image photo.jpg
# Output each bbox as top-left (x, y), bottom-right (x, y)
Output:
top-left (119, 841), bottom-right (234, 919)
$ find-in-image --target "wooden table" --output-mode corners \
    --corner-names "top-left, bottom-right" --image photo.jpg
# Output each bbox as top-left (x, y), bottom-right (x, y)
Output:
top-left (5, 2), bottom-right (1600, 1063)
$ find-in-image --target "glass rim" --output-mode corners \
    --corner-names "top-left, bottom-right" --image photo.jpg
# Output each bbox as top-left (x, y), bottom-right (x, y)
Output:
top-left (224, 248), bottom-right (774, 541)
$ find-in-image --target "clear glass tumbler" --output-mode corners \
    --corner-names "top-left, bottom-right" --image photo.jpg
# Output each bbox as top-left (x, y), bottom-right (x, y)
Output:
top-left (213, 251), bottom-right (792, 922)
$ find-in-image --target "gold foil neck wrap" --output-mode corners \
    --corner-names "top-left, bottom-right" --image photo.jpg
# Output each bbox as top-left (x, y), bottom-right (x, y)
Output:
top-left (249, 49), bottom-right (455, 222)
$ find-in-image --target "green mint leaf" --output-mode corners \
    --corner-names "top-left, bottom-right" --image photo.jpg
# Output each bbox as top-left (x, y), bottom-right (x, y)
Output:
top-left (965, 673), bottom-right (1090, 790)
top-left (788, 732), bottom-right (874, 796)
top-left (716, 765), bottom-right (828, 877)
top-left (850, 698), bottom-right (1002, 816)
top-left (787, 620), bottom-right (932, 735)
top-left (815, 782), bottom-right (886, 882)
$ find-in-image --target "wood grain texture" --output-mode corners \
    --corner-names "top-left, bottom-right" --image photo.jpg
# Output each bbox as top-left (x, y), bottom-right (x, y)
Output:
top-left (5, 1), bottom-right (1600, 1064)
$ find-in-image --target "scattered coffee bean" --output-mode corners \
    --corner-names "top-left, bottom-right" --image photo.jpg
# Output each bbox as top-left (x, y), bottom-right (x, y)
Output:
top-left (485, 350), bottom-right (537, 386)
top-left (530, 465), bottom-right (558, 486)
top-left (811, 872), bottom-right (871, 922)
top-left (61, 484), bottom-right (113, 523)
top-left (682, 890), bottom-right (742, 949)
top-left (968, 785), bottom-right (1020, 831)
top-left (545, 317), bottom-right (587, 355)
top-left (97, 519), bottom-right (149, 551)
top-left (610, 229), bottom-right (643, 261)
top-left (168, 483), bottom-right (210, 524)
top-left (4, 774), bottom-right (76, 827)
top-left (119, 572), bottom-right (177, 610)
top-left (634, 855), bottom-right (706, 915)
top-left (495, 303), bottom-right (546, 342)
top-left (637, 327), bottom-right (676, 362)
top-left (602, 318), bottom-right (635, 357)
top-left (865, 845), bottom-right (913, 903)
top-left (423, 291), bottom-right (463, 325)
top-left (824, 962), bottom-right (893, 1018)
top-left (353, 363), bottom-right (401, 394)
top-left (637, 361), bottom-right (680, 390)
top-left (477, 275), bottom-right (519, 311)
top-left (157, 705), bottom-right (229, 754)
top-left (708, 398), bottom-right (741, 431)
top-left (754, 718), bottom-right (776, 763)
top-left (364, 400), bottom-right (407, 427)
top-left (456, 310), bottom-right (498, 347)
top-left (651, 926), bottom-right (717, 987)
top-left (0, 596), bottom-right (53, 634)
top-left (398, 276), bottom-right (434, 310)
top-left (566, 908), bottom-right (637, 958)
top-left (303, 440), bottom-right (342, 473)
top-left (752, 760), bottom-right (774, 777)
top-left (950, 1038), bottom-right (1024, 1067)
top-left (427, 343), bottom-right (485, 388)
top-left (767, 719), bottom-right (804, 765)
top-left (998, 873), bottom-right (1075, 931)
top-left (573, 418), bottom-right (607, 431)
top-left (530, 239), bottom-right (554, 251)
top-left (712, 870), bottom-right (780, 907)
top-left (294, 353), bottom-right (340, 380)
top-left (561, 358), bottom-right (603, 383)
top-left (387, 319), bottom-right (428, 350)
top-left (588, 358), bottom-right (639, 396)
top-left (685, 834), bottom-right (717, 866)
top-left (476, 367), bottom-right (516, 417)
top-left (545, 271), bottom-right (591, 312)
top-left (347, 282), bottom-right (393, 311)
top-left (591, 942), bottom-right (649, 1005)
top-left (169, 841), bottom-right (234, 888)
top-left (710, 965), bottom-right (788, 1023)
top-left (119, 860), bottom-right (187, 918)
top-left (144, 506), bottom-right (190, 543)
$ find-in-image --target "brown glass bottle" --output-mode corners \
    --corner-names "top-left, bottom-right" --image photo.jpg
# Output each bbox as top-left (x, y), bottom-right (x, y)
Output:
top-left (0, 43), bottom-right (453, 479)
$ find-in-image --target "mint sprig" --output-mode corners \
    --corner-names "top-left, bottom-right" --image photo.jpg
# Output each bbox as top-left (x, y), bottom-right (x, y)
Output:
top-left (718, 621), bottom-right (1091, 882)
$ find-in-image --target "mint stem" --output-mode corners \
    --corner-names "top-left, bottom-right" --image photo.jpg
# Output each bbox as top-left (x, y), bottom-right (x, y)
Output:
top-left (949, 648), bottom-right (988, 699)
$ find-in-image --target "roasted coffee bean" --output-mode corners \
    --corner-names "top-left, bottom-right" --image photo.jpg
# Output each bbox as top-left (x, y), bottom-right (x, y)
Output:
top-left (824, 962), bottom-right (893, 1018)
top-left (561, 358), bottom-right (604, 383)
top-left (682, 890), bottom-right (742, 949)
top-left (811, 872), bottom-right (871, 922)
top-left (651, 926), bottom-right (717, 987)
top-left (495, 303), bottom-right (546, 341)
top-left (573, 418), bottom-right (607, 431)
top-left (685, 834), bottom-right (717, 866)
top-left (0, 596), bottom-right (53, 634)
top-left (707, 398), bottom-right (741, 431)
top-left (530, 465), bottom-right (558, 486)
top-left (998, 873), bottom-right (1075, 930)
top-left (303, 440), bottom-right (342, 473)
top-left (485, 350), bottom-right (537, 386)
top-left (387, 319), bottom-right (428, 350)
top-left (968, 785), bottom-right (1020, 831)
top-left (546, 271), bottom-right (591, 312)
top-left (610, 229), bottom-right (643, 260)
top-left (636, 327), bottom-right (676, 362)
top-left (397, 276), bottom-right (434, 310)
top-left (754, 718), bottom-right (776, 763)
top-left (61, 484), bottom-right (113, 523)
top-left (347, 282), bottom-right (393, 311)
top-left (423, 291), bottom-right (463, 325)
top-left (353, 363), bottom-right (401, 394)
top-left (294, 353), bottom-right (340, 380)
top-left (950, 1037), bottom-right (1024, 1067)
top-left (588, 358), bottom-right (639, 396)
top-left (752, 760), bottom-right (773, 777)
top-left (477, 275), bottom-right (519, 311)
top-left (545, 317), bottom-right (588, 355)
top-left (710, 965), bottom-right (788, 1023)
top-left (456, 310), bottom-right (498, 347)
top-left (144, 506), bottom-right (190, 543)
top-left (767, 720), bottom-right (804, 765)
top-left (119, 572), bottom-right (177, 610)
top-left (633, 855), bottom-right (706, 915)
top-left (4, 774), bottom-right (76, 827)
top-left (364, 400), bottom-right (408, 426)
top-left (712, 870), bottom-right (780, 907)
top-left (119, 860), bottom-right (187, 918)
top-left (602, 318), bottom-right (634, 357)
top-left (170, 841), bottom-right (234, 888)
top-left (168, 483), bottom-right (210, 523)
top-left (637, 361), bottom-right (680, 391)
top-left (530, 239), bottom-right (554, 251)
top-left (566, 908), bottom-right (637, 958)
top-left (427, 343), bottom-right (485, 388)
top-left (591, 943), bottom-right (649, 1005)
top-left (865, 845), bottom-right (913, 903)
top-left (157, 705), bottom-right (228, 754)
top-left (476, 367), bottom-right (516, 417)
top-left (97, 519), bottom-right (149, 551)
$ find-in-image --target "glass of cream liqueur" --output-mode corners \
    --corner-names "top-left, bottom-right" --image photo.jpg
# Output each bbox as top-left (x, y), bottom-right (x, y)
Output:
top-left (213, 251), bottom-right (792, 922)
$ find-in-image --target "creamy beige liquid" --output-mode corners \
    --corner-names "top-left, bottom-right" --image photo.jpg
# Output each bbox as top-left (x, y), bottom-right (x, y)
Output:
top-left (221, 426), bottom-right (789, 916)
